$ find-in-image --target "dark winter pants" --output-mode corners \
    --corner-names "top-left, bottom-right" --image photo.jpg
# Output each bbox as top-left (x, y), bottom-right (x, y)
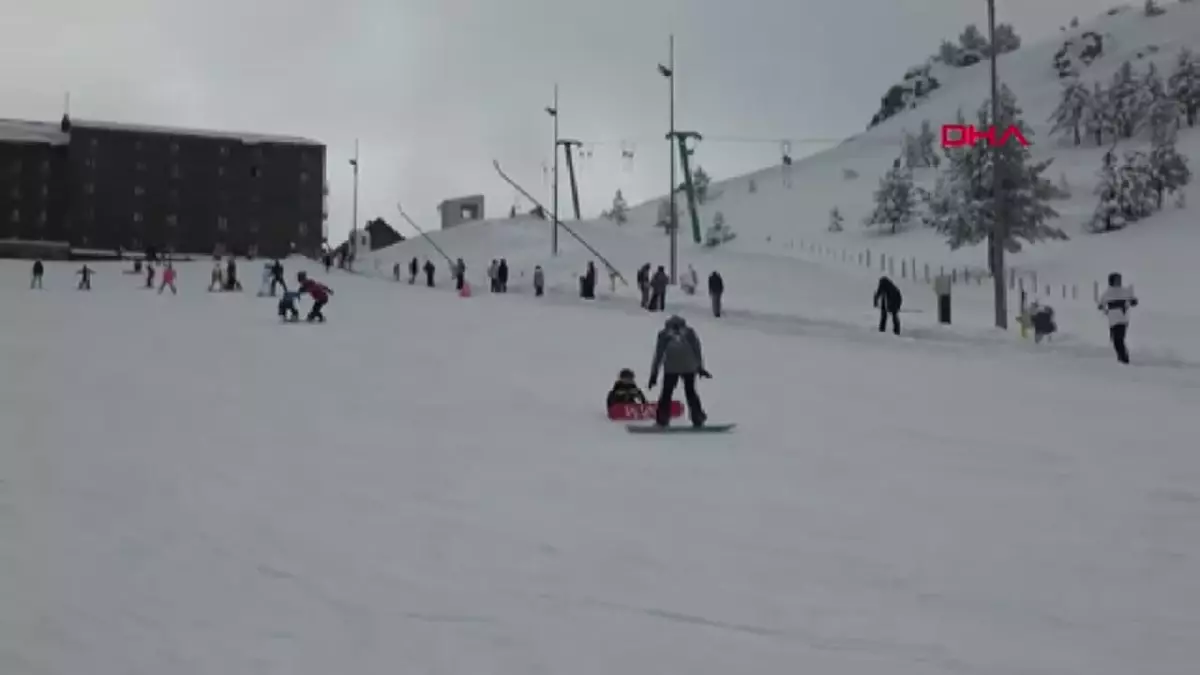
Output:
top-left (271, 276), bottom-right (285, 295)
top-left (648, 289), bottom-right (665, 312)
top-left (426, 272), bottom-right (435, 287)
top-left (455, 275), bottom-right (464, 291)
top-left (657, 372), bottom-right (706, 426)
top-left (879, 306), bottom-right (900, 334)
top-left (308, 299), bottom-right (327, 322)
top-left (158, 280), bottom-right (176, 295)
top-left (535, 285), bottom-right (544, 297)
top-left (1110, 324), bottom-right (1129, 364)
top-left (711, 292), bottom-right (722, 317)
top-left (31, 275), bottom-right (42, 289)
top-left (639, 283), bottom-right (650, 308)
top-left (78, 277), bottom-right (90, 290)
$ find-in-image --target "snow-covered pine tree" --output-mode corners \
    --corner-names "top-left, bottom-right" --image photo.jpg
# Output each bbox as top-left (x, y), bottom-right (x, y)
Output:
top-left (863, 160), bottom-right (916, 234)
top-left (938, 40), bottom-right (964, 66)
top-left (1049, 78), bottom-right (1091, 145)
top-left (959, 24), bottom-right (989, 54)
top-left (692, 166), bottom-right (711, 203)
top-left (902, 131), bottom-right (923, 169)
top-left (828, 206), bottom-right (844, 232)
top-left (1148, 140), bottom-right (1191, 209)
top-left (917, 119), bottom-right (940, 167)
top-left (1145, 0), bottom-right (1166, 17)
top-left (1084, 81), bottom-right (1115, 145)
top-left (655, 199), bottom-right (675, 231)
top-left (990, 23), bottom-right (1021, 55)
top-left (1090, 151), bottom-right (1126, 232)
top-left (1070, 16), bottom-right (1080, 28)
top-left (1109, 61), bottom-right (1145, 138)
top-left (1118, 150), bottom-right (1158, 220)
top-left (609, 189), bottom-right (629, 224)
top-left (1168, 47), bottom-right (1200, 127)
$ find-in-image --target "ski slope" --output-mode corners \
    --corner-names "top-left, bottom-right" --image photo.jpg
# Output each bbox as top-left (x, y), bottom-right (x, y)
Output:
top-left (3, 258), bottom-right (1200, 675)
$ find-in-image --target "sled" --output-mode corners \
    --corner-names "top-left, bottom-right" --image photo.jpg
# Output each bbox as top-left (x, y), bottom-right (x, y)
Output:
top-left (626, 422), bottom-right (736, 433)
top-left (608, 401), bottom-right (683, 421)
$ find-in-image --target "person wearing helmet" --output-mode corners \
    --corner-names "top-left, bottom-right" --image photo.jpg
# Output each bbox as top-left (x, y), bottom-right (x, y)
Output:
top-left (606, 368), bottom-right (648, 408)
top-left (648, 315), bottom-right (709, 427)
top-left (296, 270), bottom-right (334, 322)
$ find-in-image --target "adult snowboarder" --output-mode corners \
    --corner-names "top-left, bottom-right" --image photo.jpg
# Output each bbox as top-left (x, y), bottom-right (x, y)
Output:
top-left (296, 271), bottom-right (333, 322)
top-left (1098, 272), bottom-right (1138, 364)
top-left (423, 259), bottom-right (436, 287)
top-left (681, 264), bottom-right (698, 295)
top-left (533, 265), bottom-right (545, 296)
top-left (648, 315), bottom-right (709, 427)
top-left (225, 258), bottom-right (242, 291)
top-left (323, 253), bottom-right (333, 273)
top-left (873, 276), bottom-right (902, 334)
top-left (708, 270), bottom-right (724, 317)
top-left (648, 266), bottom-right (669, 312)
top-left (488, 260), bottom-right (499, 292)
top-left (31, 260), bottom-right (44, 289)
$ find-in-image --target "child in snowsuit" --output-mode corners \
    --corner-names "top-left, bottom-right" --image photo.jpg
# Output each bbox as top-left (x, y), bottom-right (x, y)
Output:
top-left (296, 271), bottom-right (333, 322)
top-left (606, 368), bottom-right (648, 408)
top-left (278, 290), bottom-right (301, 321)
top-left (158, 264), bottom-right (177, 294)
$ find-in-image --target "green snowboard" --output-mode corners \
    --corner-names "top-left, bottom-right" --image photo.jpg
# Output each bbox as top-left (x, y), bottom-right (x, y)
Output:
top-left (626, 423), bottom-right (736, 434)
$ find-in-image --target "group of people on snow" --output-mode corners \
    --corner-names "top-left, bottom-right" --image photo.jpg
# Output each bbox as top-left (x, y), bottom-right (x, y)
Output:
top-left (636, 263), bottom-right (725, 317)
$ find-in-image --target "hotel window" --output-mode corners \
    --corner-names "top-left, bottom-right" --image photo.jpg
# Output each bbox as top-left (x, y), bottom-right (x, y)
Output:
top-left (134, 185), bottom-right (145, 196)
top-left (250, 165), bottom-right (262, 178)
top-left (300, 171), bottom-right (309, 183)
top-left (298, 221), bottom-right (308, 236)
top-left (10, 186), bottom-right (19, 199)
top-left (84, 183), bottom-right (94, 195)
top-left (249, 220), bottom-right (260, 233)
top-left (40, 160), bottom-right (49, 175)
top-left (133, 212), bottom-right (143, 223)
top-left (38, 211), bottom-right (46, 224)
top-left (171, 165), bottom-right (181, 179)
top-left (10, 209), bottom-right (19, 223)
top-left (218, 166), bottom-right (226, 177)
top-left (9, 159), bottom-right (20, 174)
top-left (217, 216), bottom-right (229, 231)
top-left (136, 161), bottom-right (147, 172)
top-left (170, 141), bottom-right (179, 154)
top-left (166, 214), bottom-right (178, 227)
top-left (134, 140), bottom-right (143, 151)
top-left (219, 145), bottom-right (230, 157)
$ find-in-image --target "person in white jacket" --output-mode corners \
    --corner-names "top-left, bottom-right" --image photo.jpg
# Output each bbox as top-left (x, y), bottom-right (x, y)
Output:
top-left (680, 264), bottom-right (699, 295)
top-left (1098, 272), bottom-right (1138, 364)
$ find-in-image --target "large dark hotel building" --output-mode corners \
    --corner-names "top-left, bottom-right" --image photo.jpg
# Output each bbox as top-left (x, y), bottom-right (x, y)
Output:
top-left (0, 116), bottom-right (327, 258)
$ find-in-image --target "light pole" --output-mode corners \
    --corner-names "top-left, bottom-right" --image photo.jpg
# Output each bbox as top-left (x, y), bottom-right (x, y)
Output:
top-left (545, 85), bottom-right (559, 256)
top-left (987, 0), bottom-right (1008, 329)
top-left (349, 139), bottom-right (359, 270)
top-left (658, 35), bottom-right (677, 283)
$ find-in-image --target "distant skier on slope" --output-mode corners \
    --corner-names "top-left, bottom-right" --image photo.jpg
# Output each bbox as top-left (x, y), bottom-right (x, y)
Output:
top-left (31, 260), bottom-right (44, 289)
top-left (423, 259), bottom-right (436, 287)
top-left (408, 257), bottom-right (418, 284)
top-left (708, 270), bottom-right (724, 317)
top-left (1098, 272), bottom-right (1138, 364)
top-left (873, 276), bottom-right (903, 335)
top-left (648, 315), bottom-right (709, 428)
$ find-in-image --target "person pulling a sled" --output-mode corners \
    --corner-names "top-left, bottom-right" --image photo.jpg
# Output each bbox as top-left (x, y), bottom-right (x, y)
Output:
top-left (296, 271), bottom-right (333, 322)
top-left (606, 368), bottom-right (648, 408)
top-left (648, 315), bottom-right (709, 427)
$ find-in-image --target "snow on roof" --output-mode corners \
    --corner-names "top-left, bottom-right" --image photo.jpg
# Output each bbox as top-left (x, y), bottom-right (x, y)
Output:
top-left (71, 118), bottom-right (321, 146)
top-left (0, 119), bottom-right (69, 145)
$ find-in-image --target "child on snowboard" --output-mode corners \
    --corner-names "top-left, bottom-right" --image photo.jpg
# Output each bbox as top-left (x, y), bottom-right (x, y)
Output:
top-left (606, 368), bottom-right (648, 408)
top-left (278, 290), bottom-right (302, 322)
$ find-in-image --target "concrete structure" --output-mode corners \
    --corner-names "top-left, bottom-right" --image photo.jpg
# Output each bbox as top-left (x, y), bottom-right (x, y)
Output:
top-left (0, 115), bottom-right (326, 258)
top-left (438, 195), bottom-right (484, 230)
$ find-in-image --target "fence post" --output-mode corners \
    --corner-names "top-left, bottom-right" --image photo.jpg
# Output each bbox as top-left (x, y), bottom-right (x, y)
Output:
top-left (1031, 271), bottom-right (1038, 294)
top-left (1072, 284), bottom-right (1078, 300)
top-left (1044, 284), bottom-right (1050, 295)
top-left (964, 268), bottom-right (971, 284)
top-left (1018, 277), bottom-right (1024, 293)
top-left (866, 250), bottom-right (871, 268)
top-left (901, 259), bottom-right (907, 279)
top-left (924, 263), bottom-right (930, 283)
top-left (951, 268), bottom-right (958, 283)
top-left (1061, 284), bottom-right (1067, 298)
top-left (858, 252), bottom-right (863, 265)
top-left (888, 256), bottom-right (894, 276)
top-left (1093, 281), bottom-right (1099, 302)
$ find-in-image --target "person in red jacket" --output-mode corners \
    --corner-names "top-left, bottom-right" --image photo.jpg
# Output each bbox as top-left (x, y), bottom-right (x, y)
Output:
top-left (296, 271), bottom-right (333, 322)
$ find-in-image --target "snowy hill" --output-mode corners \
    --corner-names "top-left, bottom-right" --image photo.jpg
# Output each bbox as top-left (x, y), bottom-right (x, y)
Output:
top-left (4, 258), bottom-right (1200, 675)
top-left (364, 2), bottom-right (1200, 361)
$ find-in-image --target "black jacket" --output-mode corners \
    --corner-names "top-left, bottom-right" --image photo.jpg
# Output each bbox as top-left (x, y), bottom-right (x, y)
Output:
top-left (708, 271), bottom-right (723, 295)
top-left (606, 380), bottom-right (647, 407)
top-left (873, 277), bottom-right (902, 311)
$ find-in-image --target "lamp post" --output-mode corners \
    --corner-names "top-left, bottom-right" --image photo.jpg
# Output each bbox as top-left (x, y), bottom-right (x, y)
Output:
top-left (349, 139), bottom-right (359, 271)
top-left (545, 85), bottom-right (559, 256)
top-left (658, 35), bottom-right (677, 284)
top-left (987, 0), bottom-right (1008, 329)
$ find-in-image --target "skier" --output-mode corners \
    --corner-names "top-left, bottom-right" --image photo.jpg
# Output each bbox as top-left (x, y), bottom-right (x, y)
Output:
top-left (208, 261), bottom-right (224, 291)
top-left (31, 260), bottom-right (44, 289)
top-left (636, 263), bottom-right (651, 308)
top-left (680, 264), bottom-right (698, 295)
top-left (648, 266), bottom-right (669, 312)
top-left (296, 271), bottom-right (333, 322)
top-left (158, 263), bottom-right (177, 295)
top-left (708, 270), bottom-right (724, 317)
top-left (533, 265), bottom-right (545, 296)
top-left (647, 315), bottom-right (709, 427)
top-left (1098, 272), bottom-right (1138, 364)
top-left (393, 262), bottom-right (401, 282)
top-left (580, 261), bottom-right (596, 299)
top-left (270, 260), bottom-right (286, 295)
top-left (76, 265), bottom-right (94, 290)
top-left (498, 259), bottom-right (509, 293)
top-left (873, 276), bottom-right (902, 334)
top-left (606, 368), bottom-right (648, 408)
top-left (408, 257), bottom-right (418, 284)
top-left (278, 289), bottom-right (301, 322)
top-left (145, 262), bottom-right (156, 289)
top-left (423, 259), bottom-right (436, 287)
top-left (454, 258), bottom-right (466, 291)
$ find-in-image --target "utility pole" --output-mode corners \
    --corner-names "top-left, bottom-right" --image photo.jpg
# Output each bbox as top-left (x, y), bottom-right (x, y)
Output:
top-left (658, 35), bottom-right (677, 283)
top-left (349, 139), bottom-right (359, 271)
top-left (545, 85), bottom-right (560, 256)
top-left (988, 0), bottom-right (1008, 329)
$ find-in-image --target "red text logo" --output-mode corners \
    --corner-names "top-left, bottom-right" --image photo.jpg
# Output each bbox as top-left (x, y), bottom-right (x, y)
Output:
top-left (941, 124), bottom-right (1030, 148)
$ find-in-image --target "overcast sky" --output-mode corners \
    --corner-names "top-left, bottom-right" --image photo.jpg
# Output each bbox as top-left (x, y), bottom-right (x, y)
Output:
top-left (1, 0), bottom-right (1114, 241)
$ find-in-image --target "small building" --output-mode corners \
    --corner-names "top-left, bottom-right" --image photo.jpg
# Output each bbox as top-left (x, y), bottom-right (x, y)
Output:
top-left (438, 195), bottom-right (484, 229)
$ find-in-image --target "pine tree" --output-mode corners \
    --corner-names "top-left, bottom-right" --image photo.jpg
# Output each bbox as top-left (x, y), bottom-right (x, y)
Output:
top-left (1048, 79), bottom-right (1091, 145)
top-left (917, 119), bottom-right (940, 167)
top-left (609, 189), bottom-right (629, 224)
top-left (959, 24), bottom-right (989, 55)
top-left (1090, 151), bottom-right (1126, 232)
top-left (828, 207), bottom-right (844, 232)
top-left (990, 23), bottom-right (1021, 55)
top-left (1148, 140), bottom-right (1191, 209)
top-left (938, 40), bottom-right (964, 66)
top-left (1109, 61), bottom-right (1144, 138)
top-left (1084, 81), bottom-right (1115, 145)
top-left (863, 160), bottom-right (916, 234)
top-left (1167, 47), bottom-right (1200, 127)
top-left (1145, 0), bottom-right (1166, 16)
top-left (692, 166), bottom-right (711, 203)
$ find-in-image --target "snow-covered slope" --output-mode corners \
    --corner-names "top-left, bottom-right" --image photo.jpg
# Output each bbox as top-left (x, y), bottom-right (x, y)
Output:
top-left (4, 259), bottom-right (1200, 675)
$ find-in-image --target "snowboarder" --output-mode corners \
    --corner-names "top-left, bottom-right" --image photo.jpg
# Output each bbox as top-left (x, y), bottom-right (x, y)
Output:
top-left (454, 258), bottom-right (466, 291)
top-left (580, 261), bottom-right (596, 299)
top-left (708, 270), bottom-right (724, 317)
top-left (606, 368), bottom-right (648, 408)
top-left (296, 271), bottom-right (333, 322)
top-left (158, 263), bottom-right (177, 295)
top-left (76, 265), bottom-right (93, 290)
top-left (31, 260), bottom-right (44, 289)
top-left (648, 266), bottom-right (669, 312)
top-left (498, 259), bottom-right (509, 293)
top-left (423, 259), bottom-right (436, 287)
top-left (278, 289), bottom-right (301, 321)
top-left (636, 264), bottom-right (651, 308)
top-left (408, 257), bottom-right (418, 284)
top-left (208, 262), bottom-right (224, 291)
top-left (873, 276), bottom-right (902, 334)
top-left (648, 315), bottom-right (709, 427)
top-left (680, 264), bottom-right (698, 295)
top-left (1098, 272), bottom-right (1138, 364)
top-left (533, 265), bottom-right (545, 296)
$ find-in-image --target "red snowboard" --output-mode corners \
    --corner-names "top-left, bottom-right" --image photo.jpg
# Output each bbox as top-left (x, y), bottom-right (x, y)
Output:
top-left (608, 401), bottom-right (683, 421)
